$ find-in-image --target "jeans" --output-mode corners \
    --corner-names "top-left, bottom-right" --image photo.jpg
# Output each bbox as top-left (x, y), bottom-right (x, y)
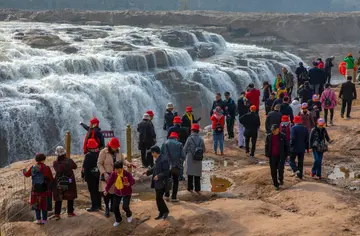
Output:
top-left (324, 108), bottom-right (334, 124)
top-left (238, 123), bottom-right (245, 147)
top-left (287, 87), bottom-right (293, 98)
top-left (289, 152), bottom-right (305, 178)
top-left (55, 200), bottom-right (74, 215)
top-left (245, 133), bottom-right (258, 156)
top-left (213, 132), bottom-right (224, 153)
top-left (341, 99), bottom-right (353, 117)
top-left (187, 175), bottom-right (201, 192)
top-left (311, 151), bottom-right (324, 177)
top-left (35, 210), bottom-right (48, 221)
top-left (165, 171), bottom-right (179, 200)
top-left (311, 84), bottom-right (320, 95)
top-left (113, 195), bottom-right (132, 223)
top-left (226, 117), bottom-right (235, 138)
top-left (156, 188), bottom-right (169, 215)
top-left (269, 156), bottom-right (285, 187)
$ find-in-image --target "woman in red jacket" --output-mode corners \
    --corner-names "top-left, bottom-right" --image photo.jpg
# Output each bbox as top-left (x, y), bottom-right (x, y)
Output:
top-left (210, 106), bottom-right (225, 155)
top-left (246, 83), bottom-right (261, 112)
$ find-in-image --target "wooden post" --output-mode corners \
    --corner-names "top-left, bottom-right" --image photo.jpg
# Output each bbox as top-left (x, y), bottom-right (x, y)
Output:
top-left (126, 124), bottom-right (132, 172)
top-left (65, 131), bottom-right (71, 158)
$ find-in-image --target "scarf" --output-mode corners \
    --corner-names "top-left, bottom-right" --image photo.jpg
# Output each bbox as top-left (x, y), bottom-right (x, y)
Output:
top-left (186, 113), bottom-right (193, 124)
top-left (115, 170), bottom-right (124, 190)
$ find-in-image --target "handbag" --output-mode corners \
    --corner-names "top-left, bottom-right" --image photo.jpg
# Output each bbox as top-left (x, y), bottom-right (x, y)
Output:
top-left (317, 140), bottom-right (328, 153)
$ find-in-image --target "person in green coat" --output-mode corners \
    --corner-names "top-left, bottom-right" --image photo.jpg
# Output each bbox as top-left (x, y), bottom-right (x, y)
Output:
top-left (344, 53), bottom-right (356, 82)
top-left (272, 74), bottom-right (285, 92)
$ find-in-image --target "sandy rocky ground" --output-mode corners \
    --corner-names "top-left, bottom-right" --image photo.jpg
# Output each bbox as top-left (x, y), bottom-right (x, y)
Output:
top-left (2, 87), bottom-right (360, 236)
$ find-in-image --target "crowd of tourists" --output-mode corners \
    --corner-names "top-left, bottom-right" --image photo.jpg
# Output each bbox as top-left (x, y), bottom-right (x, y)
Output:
top-left (23, 53), bottom-right (359, 227)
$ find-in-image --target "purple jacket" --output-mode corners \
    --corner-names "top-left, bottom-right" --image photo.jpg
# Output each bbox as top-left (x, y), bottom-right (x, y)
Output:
top-left (320, 88), bottom-right (337, 109)
top-left (105, 170), bottom-right (135, 196)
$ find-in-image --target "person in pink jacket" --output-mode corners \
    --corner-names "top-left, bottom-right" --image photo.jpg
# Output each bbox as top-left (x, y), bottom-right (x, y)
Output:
top-left (320, 84), bottom-right (337, 126)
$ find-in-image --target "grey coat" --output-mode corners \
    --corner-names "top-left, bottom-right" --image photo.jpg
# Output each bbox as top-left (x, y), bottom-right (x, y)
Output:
top-left (161, 138), bottom-right (186, 170)
top-left (284, 72), bottom-right (295, 88)
top-left (184, 133), bottom-right (206, 177)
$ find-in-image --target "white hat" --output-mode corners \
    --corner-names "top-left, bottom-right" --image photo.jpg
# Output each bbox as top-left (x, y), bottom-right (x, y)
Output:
top-left (166, 103), bottom-right (174, 109)
top-left (55, 146), bottom-right (66, 156)
top-left (143, 113), bottom-right (150, 120)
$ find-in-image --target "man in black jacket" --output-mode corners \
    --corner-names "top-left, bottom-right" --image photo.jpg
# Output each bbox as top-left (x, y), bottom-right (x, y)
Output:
top-left (309, 61), bottom-right (326, 95)
top-left (298, 81), bottom-right (313, 104)
top-left (271, 93), bottom-right (285, 111)
top-left (137, 113), bottom-right (156, 168)
top-left (163, 103), bottom-right (177, 131)
top-left (280, 96), bottom-right (294, 123)
top-left (223, 91), bottom-right (237, 139)
top-left (167, 116), bottom-right (189, 145)
top-left (239, 105), bottom-right (260, 158)
top-left (339, 76), bottom-right (357, 119)
top-left (325, 56), bottom-right (335, 85)
top-left (265, 124), bottom-right (289, 190)
top-left (265, 104), bottom-right (282, 134)
top-left (210, 93), bottom-right (225, 116)
top-left (295, 62), bottom-right (308, 87)
top-left (237, 92), bottom-right (250, 148)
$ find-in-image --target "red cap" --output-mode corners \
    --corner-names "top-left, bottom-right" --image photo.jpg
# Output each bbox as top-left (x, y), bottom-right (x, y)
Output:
top-left (281, 115), bottom-right (290, 122)
top-left (293, 116), bottom-right (302, 124)
top-left (250, 105), bottom-right (257, 112)
top-left (173, 116), bottom-right (182, 124)
top-left (191, 123), bottom-right (200, 131)
top-left (108, 137), bottom-right (120, 149)
top-left (186, 106), bottom-right (193, 112)
top-left (87, 138), bottom-right (99, 149)
top-left (169, 132), bottom-right (179, 139)
top-left (146, 110), bottom-right (154, 117)
top-left (90, 117), bottom-right (100, 125)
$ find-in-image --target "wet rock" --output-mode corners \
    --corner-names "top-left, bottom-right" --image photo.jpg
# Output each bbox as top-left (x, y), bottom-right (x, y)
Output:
top-left (63, 28), bottom-right (109, 39)
top-left (197, 43), bottom-right (216, 58)
top-left (22, 34), bottom-right (68, 49)
top-left (185, 47), bottom-right (198, 60)
top-left (153, 50), bottom-right (169, 68)
top-left (85, 21), bottom-right (102, 26)
top-left (104, 41), bottom-right (135, 51)
top-left (73, 36), bottom-right (83, 42)
top-left (161, 30), bottom-right (195, 47)
top-left (50, 45), bottom-right (79, 54)
top-left (13, 32), bottom-right (24, 40)
top-left (193, 31), bottom-right (206, 42)
top-left (5, 14), bottom-right (18, 21)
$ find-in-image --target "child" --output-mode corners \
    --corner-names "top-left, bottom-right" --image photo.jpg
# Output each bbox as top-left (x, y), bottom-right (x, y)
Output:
top-left (23, 153), bottom-right (53, 224)
top-left (210, 106), bottom-right (225, 155)
top-left (299, 103), bottom-right (315, 133)
top-left (104, 161), bottom-right (135, 227)
top-left (276, 83), bottom-right (288, 99)
top-left (265, 92), bottom-right (276, 115)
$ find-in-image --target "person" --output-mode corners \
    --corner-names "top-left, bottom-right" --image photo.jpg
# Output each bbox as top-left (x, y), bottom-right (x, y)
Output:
top-left (289, 116), bottom-right (309, 179)
top-left (299, 103), bottom-right (315, 133)
top-left (265, 92), bottom-right (276, 115)
top-left (339, 76), bottom-right (357, 119)
top-left (211, 106), bottom-right (225, 155)
top-left (271, 92), bottom-right (285, 110)
top-left (137, 113), bottom-right (156, 168)
top-left (246, 83), bottom-right (260, 112)
top-left (163, 103), bottom-right (177, 131)
top-left (317, 58), bottom-right (324, 70)
top-left (265, 104), bottom-right (282, 134)
top-left (239, 105), bottom-right (260, 158)
top-left (295, 62), bottom-right (308, 87)
top-left (283, 67), bottom-right (295, 98)
top-left (98, 137), bottom-right (131, 218)
top-left (265, 124), bottom-right (289, 190)
top-left (320, 84), bottom-right (337, 126)
top-left (310, 118), bottom-right (331, 179)
top-left (324, 56), bottom-right (335, 84)
top-left (146, 145), bottom-right (170, 220)
top-left (181, 106), bottom-right (201, 134)
top-left (276, 83), bottom-right (288, 99)
top-left (357, 51), bottom-right (360, 82)
top-left (223, 91), bottom-right (236, 139)
top-left (308, 94), bottom-right (322, 122)
top-left (161, 132), bottom-right (186, 202)
top-left (298, 81), bottom-right (313, 104)
top-left (280, 96), bottom-right (294, 123)
top-left (344, 53), bottom-right (356, 83)
top-left (237, 92), bottom-right (250, 148)
top-left (280, 115), bottom-right (292, 143)
top-left (80, 118), bottom-right (105, 154)
top-left (210, 93), bottom-right (225, 116)
top-left (23, 153), bottom-right (53, 224)
top-left (262, 81), bottom-right (272, 104)
top-left (167, 116), bottom-right (189, 145)
top-left (104, 161), bottom-right (135, 227)
top-left (272, 74), bottom-right (284, 92)
top-left (290, 98), bottom-right (301, 118)
top-left (146, 110), bottom-right (155, 122)
top-left (183, 124), bottom-right (205, 193)
top-left (53, 146), bottom-right (77, 220)
top-left (82, 139), bottom-right (101, 212)
top-left (309, 61), bottom-right (326, 95)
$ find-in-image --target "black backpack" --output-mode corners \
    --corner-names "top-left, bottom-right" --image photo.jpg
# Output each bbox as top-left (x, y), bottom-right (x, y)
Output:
top-left (300, 71), bottom-right (309, 82)
top-left (324, 94), bottom-right (332, 107)
top-left (190, 137), bottom-right (204, 161)
top-left (215, 119), bottom-right (224, 134)
top-left (56, 159), bottom-right (71, 191)
top-left (32, 166), bottom-right (47, 193)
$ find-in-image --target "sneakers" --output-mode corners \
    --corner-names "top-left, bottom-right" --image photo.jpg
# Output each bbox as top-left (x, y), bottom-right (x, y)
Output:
top-left (171, 199), bottom-right (180, 202)
top-left (113, 222), bottom-right (120, 227)
top-left (41, 220), bottom-right (47, 224)
top-left (127, 217), bottom-right (133, 223)
top-left (68, 212), bottom-right (76, 217)
top-left (274, 186), bottom-right (280, 191)
top-left (35, 220), bottom-right (42, 225)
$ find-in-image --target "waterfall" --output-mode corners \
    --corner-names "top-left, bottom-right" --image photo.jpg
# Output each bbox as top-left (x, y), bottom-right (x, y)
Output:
top-left (0, 22), bottom-right (303, 165)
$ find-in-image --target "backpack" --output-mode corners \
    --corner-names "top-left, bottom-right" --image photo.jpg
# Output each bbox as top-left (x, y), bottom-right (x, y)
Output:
top-left (56, 159), bottom-right (71, 191)
top-left (324, 93), bottom-right (332, 107)
top-left (190, 137), bottom-right (204, 161)
top-left (32, 166), bottom-right (47, 193)
top-left (281, 122), bottom-right (291, 142)
top-left (299, 71), bottom-right (309, 82)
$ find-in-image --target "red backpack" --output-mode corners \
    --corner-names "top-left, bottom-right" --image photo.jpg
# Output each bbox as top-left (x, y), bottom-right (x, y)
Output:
top-left (280, 122), bottom-right (292, 142)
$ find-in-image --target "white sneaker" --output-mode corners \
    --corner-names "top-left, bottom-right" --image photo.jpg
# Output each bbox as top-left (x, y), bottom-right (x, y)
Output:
top-left (113, 222), bottom-right (120, 227)
top-left (127, 217), bottom-right (133, 223)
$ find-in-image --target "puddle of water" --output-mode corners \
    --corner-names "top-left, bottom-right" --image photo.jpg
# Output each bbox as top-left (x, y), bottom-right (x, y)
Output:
top-left (201, 159), bottom-right (232, 192)
top-left (328, 166), bottom-right (356, 180)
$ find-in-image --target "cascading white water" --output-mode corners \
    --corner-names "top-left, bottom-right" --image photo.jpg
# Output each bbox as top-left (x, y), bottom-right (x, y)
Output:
top-left (0, 22), bottom-right (303, 165)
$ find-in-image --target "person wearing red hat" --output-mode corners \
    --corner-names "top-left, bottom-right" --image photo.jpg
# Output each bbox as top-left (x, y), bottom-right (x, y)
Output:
top-left (161, 131), bottom-right (185, 202)
top-left (309, 118), bottom-right (332, 180)
top-left (280, 115), bottom-right (292, 143)
top-left (184, 124), bottom-right (205, 193)
top-left (80, 118), bottom-right (105, 154)
top-left (82, 139), bottom-right (102, 212)
top-left (239, 105), bottom-right (260, 158)
top-left (163, 103), bottom-right (178, 131)
top-left (280, 96), bottom-right (294, 123)
top-left (299, 102), bottom-right (315, 133)
top-left (289, 116), bottom-right (309, 179)
top-left (307, 94), bottom-right (322, 122)
top-left (98, 137), bottom-right (132, 217)
top-left (137, 113), bottom-right (156, 168)
top-left (211, 106), bottom-right (225, 155)
top-left (181, 106), bottom-right (201, 136)
top-left (167, 116), bottom-right (189, 146)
